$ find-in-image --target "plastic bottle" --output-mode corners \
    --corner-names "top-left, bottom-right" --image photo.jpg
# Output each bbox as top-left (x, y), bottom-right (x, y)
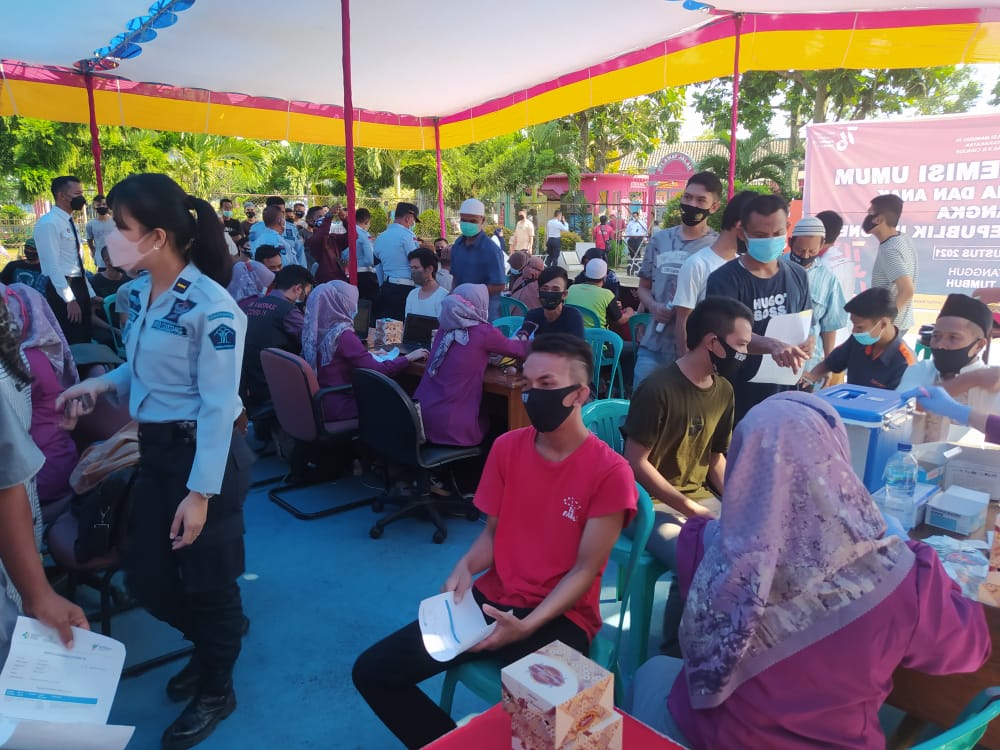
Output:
top-left (883, 442), bottom-right (918, 513)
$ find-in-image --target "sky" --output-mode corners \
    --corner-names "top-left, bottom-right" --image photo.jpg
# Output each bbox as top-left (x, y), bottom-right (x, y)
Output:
top-left (677, 63), bottom-right (1000, 142)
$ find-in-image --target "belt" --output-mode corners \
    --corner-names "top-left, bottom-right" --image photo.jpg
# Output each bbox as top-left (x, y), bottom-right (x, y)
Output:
top-left (388, 277), bottom-right (415, 286)
top-left (357, 266), bottom-right (376, 273)
top-left (139, 413), bottom-right (245, 445)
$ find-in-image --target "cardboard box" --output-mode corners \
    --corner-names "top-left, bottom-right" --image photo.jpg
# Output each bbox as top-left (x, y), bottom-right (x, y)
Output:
top-left (502, 641), bottom-right (613, 750)
top-left (945, 445), bottom-right (1000, 501)
top-left (872, 482), bottom-right (938, 531)
top-left (511, 711), bottom-right (623, 750)
top-left (926, 485), bottom-right (990, 535)
top-left (912, 442), bottom-right (963, 486)
top-left (375, 318), bottom-right (404, 346)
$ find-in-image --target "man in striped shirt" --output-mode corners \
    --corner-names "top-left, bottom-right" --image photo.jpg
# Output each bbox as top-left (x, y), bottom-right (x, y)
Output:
top-left (864, 194), bottom-right (918, 332)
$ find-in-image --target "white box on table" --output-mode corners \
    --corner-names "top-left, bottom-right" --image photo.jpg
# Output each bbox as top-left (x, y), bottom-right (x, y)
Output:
top-left (926, 485), bottom-right (990, 536)
top-left (944, 445), bottom-right (1000, 501)
top-left (872, 482), bottom-right (938, 531)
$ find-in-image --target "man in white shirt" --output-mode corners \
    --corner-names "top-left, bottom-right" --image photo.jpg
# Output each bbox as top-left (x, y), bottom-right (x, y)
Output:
top-left (405, 248), bottom-right (449, 318)
top-left (84, 193), bottom-right (114, 269)
top-left (624, 211), bottom-right (649, 259)
top-left (34, 175), bottom-right (96, 344)
top-left (511, 211), bottom-right (535, 254)
top-left (545, 211), bottom-right (569, 267)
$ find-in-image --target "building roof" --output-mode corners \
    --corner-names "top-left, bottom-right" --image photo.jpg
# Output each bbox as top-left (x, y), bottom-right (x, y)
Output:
top-left (619, 137), bottom-right (792, 174)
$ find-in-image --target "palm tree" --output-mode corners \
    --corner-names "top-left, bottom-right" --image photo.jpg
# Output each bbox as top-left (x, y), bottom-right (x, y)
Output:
top-left (698, 131), bottom-right (791, 191)
top-left (167, 134), bottom-right (265, 198)
top-left (272, 143), bottom-right (346, 199)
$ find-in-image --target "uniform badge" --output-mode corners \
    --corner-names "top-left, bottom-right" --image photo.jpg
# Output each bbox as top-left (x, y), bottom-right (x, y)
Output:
top-left (172, 277), bottom-right (191, 294)
top-left (163, 298), bottom-right (197, 323)
top-left (209, 324), bottom-right (237, 350)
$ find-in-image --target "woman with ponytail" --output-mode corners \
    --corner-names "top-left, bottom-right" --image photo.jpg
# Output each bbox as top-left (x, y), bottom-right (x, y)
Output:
top-left (56, 174), bottom-right (252, 749)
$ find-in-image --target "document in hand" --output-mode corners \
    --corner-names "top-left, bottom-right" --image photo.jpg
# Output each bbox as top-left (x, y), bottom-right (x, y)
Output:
top-left (749, 309), bottom-right (812, 386)
top-left (0, 617), bottom-right (134, 750)
top-left (419, 592), bottom-right (498, 662)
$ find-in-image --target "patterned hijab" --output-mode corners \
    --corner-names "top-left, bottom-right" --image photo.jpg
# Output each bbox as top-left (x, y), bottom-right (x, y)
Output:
top-left (679, 391), bottom-right (915, 710)
top-left (226, 259), bottom-right (273, 303)
top-left (301, 280), bottom-right (358, 369)
top-left (426, 283), bottom-right (489, 377)
top-left (2, 282), bottom-right (78, 388)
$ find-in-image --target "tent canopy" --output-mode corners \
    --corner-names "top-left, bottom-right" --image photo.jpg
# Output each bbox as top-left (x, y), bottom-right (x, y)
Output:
top-left (2, 1), bottom-right (999, 149)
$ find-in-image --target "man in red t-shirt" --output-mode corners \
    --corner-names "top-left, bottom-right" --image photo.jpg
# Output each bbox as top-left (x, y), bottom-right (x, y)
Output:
top-left (594, 214), bottom-right (614, 254)
top-left (353, 334), bottom-right (637, 750)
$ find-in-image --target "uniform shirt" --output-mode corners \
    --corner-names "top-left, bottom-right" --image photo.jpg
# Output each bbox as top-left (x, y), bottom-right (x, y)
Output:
top-left (823, 329), bottom-right (914, 390)
top-left (565, 283), bottom-right (614, 328)
top-left (672, 246), bottom-right (730, 310)
top-left (33, 207), bottom-right (95, 303)
top-left (624, 363), bottom-right (734, 501)
top-left (473, 429), bottom-right (637, 640)
top-left (405, 286), bottom-right (449, 318)
top-left (639, 225), bottom-right (718, 356)
top-left (374, 222), bottom-right (419, 282)
top-left (250, 226), bottom-right (302, 268)
top-left (545, 218), bottom-right (568, 240)
top-left (249, 220), bottom-right (305, 265)
top-left (102, 263), bottom-right (246, 495)
top-left (789, 258), bottom-right (849, 371)
top-left (625, 218), bottom-right (648, 238)
top-left (355, 228), bottom-right (376, 269)
top-left (84, 216), bottom-right (115, 266)
top-left (872, 233), bottom-right (918, 331)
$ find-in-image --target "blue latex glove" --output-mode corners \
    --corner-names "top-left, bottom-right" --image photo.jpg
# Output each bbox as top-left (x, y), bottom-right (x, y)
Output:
top-left (901, 386), bottom-right (972, 425)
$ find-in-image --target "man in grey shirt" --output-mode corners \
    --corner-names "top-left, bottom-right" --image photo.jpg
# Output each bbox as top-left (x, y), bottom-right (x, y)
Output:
top-left (864, 194), bottom-right (918, 332)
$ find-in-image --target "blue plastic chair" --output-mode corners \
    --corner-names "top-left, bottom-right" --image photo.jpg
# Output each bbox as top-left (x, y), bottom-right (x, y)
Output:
top-left (628, 312), bottom-right (652, 347)
top-left (102, 294), bottom-right (124, 357)
top-left (438, 484), bottom-right (656, 715)
top-left (581, 399), bottom-right (668, 672)
top-left (496, 296), bottom-right (528, 318)
top-left (583, 328), bottom-right (625, 399)
top-left (911, 686), bottom-right (1000, 749)
top-left (566, 303), bottom-right (601, 330)
top-left (492, 316), bottom-right (525, 338)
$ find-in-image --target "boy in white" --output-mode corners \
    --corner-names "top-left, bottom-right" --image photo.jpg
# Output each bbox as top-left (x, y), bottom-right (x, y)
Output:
top-left (405, 247), bottom-right (449, 318)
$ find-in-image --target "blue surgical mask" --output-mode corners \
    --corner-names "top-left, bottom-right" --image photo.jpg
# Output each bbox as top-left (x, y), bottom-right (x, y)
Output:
top-left (745, 236), bottom-right (786, 263)
top-left (459, 221), bottom-right (480, 238)
top-left (853, 323), bottom-right (883, 347)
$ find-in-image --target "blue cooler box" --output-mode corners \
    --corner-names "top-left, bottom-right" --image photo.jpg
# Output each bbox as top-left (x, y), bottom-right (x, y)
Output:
top-left (816, 385), bottom-right (912, 491)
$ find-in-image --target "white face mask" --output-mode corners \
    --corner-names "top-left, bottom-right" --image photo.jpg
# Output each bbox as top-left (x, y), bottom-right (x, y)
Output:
top-left (106, 228), bottom-right (155, 272)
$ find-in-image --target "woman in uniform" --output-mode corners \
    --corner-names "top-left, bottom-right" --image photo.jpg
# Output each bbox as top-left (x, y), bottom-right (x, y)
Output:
top-left (57, 173), bottom-right (253, 750)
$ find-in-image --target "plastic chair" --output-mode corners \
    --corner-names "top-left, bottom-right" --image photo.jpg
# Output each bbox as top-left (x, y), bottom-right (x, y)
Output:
top-left (439, 484), bottom-right (656, 714)
top-left (492, 316), bottom-right (524, 338)
top-left (102, 294), bottom-right (125, 357)
top-left (583, 328), bottom-right (625, 399)
top-left (566, 303), bottom-right (601, 330)
top-left (581, 398), bottom-right (668, 672)
top-left (260, 348), bottom-right (366, 519)
top-left (628, 312), bottom-right (651, 346)
top-left (496, 296), bottom-right (528, 318)
top-left (352, 368), bottom-right (481, 543)
top-left (910, 686), bottom-right (1000, 749)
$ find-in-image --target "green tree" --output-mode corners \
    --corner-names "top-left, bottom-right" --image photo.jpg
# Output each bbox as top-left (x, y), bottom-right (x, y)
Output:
top-left (270, 143), bottom-right (346, 198)
top-left (359, 149), bottom-right (435, 200)
top-left (167, 134), bottom-right (266, 198)
top-left (697, 132), bottom-right (791, 192)
top-left (9, 118), bottom-right (87, 199)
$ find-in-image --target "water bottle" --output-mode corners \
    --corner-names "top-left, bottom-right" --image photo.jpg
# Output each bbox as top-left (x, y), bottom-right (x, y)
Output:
top-left (883, 442), bottom-right (918, 513)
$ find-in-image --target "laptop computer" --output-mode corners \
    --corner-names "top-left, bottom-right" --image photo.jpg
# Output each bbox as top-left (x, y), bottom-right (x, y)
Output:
top-left (354, 299), bottom-right (372, 343)
top-left (398, 313), bottom-right (438, 354)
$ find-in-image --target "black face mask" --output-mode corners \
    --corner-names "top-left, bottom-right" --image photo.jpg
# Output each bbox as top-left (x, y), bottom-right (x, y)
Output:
top-left (861, 215), bottom-right (878, 234)
top-left (538, 290), bottom-right (564, 310)
top-left (294, 210), bottom-right (305, 218)
top-left (709, 337), bottom-right (747, 380)
top-left (679, 202), bottom-right (708, 227)
top-left (736, 237), bottom-right (748, 255)
top-left (522, 384), bottom-right (580, 433)
top-left (246, 210), bottom-right (255, 218)
top-left (69, 195), bottom-right (86, 211)
top-left (95, 206), bottom-right (109, 215)
top-left (931, 341), bottom-right (980, 376)
top-left (787, 251), bottom-right (815, 268)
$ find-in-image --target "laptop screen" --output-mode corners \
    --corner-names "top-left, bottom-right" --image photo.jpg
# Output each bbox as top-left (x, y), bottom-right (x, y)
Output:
top-left (354, 299), bottom-right (372, 338)
top-left (402, 314), bottom-right (438, 346)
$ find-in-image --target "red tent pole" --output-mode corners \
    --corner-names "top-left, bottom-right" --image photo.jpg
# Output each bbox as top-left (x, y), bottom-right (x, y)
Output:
top-left (341, 0), bottom-right (358, 285)
top-left (434, 119), bottom-right (446, 239)
top-left (727, 14), bottom-right (743, 200)
top-left (84, 72), bottom-right (104, 195)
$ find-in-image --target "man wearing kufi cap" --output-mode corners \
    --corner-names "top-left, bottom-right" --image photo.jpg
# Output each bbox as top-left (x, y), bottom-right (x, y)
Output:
top-left (373, 201), bottom-right (424, 320)
top-left (450, 197), bottom-right (507, 319)
top-left (898, 292), bottom-right (997, 441)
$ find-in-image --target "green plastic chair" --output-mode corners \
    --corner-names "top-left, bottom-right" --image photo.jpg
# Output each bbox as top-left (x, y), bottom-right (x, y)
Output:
top-left (102, 294), bottom-right (124, 357)
top-left (566, 303), bottom-right (601, 330)
top-left (581, 399), bottom-right (668, 673)
top-left (583, 328), bottom-right (625, 399)
top-left (910, 686), bottom-right (1000, 749)
top-left (492, 316), bottom-right (525, 338)
top-left (628, 312), bottom-right (652, 346)
top-left (496, 296), bottom-right (529, 318)
top-left (438, 484), bottom-right (656, 715)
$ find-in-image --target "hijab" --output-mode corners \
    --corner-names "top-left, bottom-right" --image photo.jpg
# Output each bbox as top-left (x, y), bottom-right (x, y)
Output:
top-left (679, 391), bottom-right (915, 710)
top-left (301, 280), bottom-right (358, 369)
top-left (425, 283), bottom-right (489, 378)
top-left (2, 282), bottom-right (78, 388)
top-left (226, 259), bottom-right (273, 303)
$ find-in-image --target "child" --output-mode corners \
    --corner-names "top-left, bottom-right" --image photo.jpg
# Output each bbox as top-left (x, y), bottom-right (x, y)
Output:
top-left (802, 287), bottom-right (914, 390)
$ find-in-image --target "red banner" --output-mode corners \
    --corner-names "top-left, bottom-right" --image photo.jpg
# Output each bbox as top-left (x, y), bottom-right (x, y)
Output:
top-left (805, 114), bottom-right (1000, 297)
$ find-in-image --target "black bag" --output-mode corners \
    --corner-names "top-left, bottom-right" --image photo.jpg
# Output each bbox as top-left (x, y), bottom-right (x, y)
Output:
top-left (70, 466), bottom-right (137, 564)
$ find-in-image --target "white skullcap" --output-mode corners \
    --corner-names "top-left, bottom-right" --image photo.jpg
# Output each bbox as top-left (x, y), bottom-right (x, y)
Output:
top-left (460, 198), bottom-right (485, 216)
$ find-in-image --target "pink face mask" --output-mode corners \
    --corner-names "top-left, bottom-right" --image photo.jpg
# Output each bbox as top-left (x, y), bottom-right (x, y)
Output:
top-left (106, 228), bottom-right (154, 272)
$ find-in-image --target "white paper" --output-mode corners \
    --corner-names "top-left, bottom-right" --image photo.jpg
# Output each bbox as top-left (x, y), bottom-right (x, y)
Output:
top-left (0, 618), bottom-right (124, 725)
top-left (750, 310), bottom-right (813, 385)
top-left (0, 718), bottom-right (133, 750)
top-left (418, 592), bottom-right (497, 663)
top-left (371, 347), bottom-right (400, 363)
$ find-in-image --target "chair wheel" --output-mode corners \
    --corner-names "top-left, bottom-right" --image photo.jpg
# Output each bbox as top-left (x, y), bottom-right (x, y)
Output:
top-left (372, 500), bottom-right (384, 513)
top-left (466, 507), bottom-right (480, 522)
top-left (369, 526), bottom-right (384, 539)
top-left (432, 530), bottom-right (446, 544)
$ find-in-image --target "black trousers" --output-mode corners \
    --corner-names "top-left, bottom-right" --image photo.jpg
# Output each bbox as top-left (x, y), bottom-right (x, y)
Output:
top-left (357, 271), bottom-right (380, 306)
top-left (352, 588), bottom-right (589, 750)
top-left (45, 277), bottom-right (92, 344)
top-left (124, 423), bottom-right (253, 693)
top-left (544, 237), bottom-right (561, 267)
top-left (626, 237), bottom-right (644, 258)
top-left (374, 281), bottom-right (412, 321)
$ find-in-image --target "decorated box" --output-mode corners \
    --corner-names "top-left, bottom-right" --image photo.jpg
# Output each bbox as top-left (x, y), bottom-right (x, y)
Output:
top-left (375, 318), bottom-right (404, 346)
top-left (501, 641), bottom-right (615, 750)
top-left (979, 516), bottom-right (1000, 607)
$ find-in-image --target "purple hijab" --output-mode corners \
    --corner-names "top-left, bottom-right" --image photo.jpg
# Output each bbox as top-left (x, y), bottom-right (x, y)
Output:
top-left (2, 282), bottom-right (78, 388)
top-left (227, 260), bottom-right (274, 303)
top-left (679, 391), bottom-right (914, 710)
top-left (426, 283), bottom-right (489, 378)
top-left (301, 280), bottom-right (359, 369)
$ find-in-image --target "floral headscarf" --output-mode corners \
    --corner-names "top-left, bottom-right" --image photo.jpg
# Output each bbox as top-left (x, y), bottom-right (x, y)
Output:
top-left (2, 282), bottom-right (78, 388)
top-left (301, 280), bottom-right (359, 369)
top-left (226, 259), bottom-right (273, 303)
top-left (426, 284), bottom-right (489, 377)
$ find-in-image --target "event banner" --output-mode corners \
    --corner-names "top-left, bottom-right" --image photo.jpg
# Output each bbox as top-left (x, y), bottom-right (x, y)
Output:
top-left (804, 113), bottom-right (1000, 298)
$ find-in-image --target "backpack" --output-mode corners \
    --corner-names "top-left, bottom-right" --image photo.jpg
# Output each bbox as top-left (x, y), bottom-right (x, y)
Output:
top-left (71, 466), bottom-right (137, 564)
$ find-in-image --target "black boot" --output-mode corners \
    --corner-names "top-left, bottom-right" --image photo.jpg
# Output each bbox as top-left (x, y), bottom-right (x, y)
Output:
top-left (166, 656), bottom-right (201, 703)
top-left (161, 687), bottom-right (236, 750)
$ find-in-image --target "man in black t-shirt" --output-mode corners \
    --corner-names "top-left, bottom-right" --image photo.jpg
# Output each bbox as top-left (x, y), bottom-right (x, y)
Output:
top-left (519, 266), bottom-right (585, 339)
top-left (705, 194), bottom-right (812, 423)
top-left (0, 239), bottom-right (48, 293)
top-left (219, 198), bottom-right (244, 248)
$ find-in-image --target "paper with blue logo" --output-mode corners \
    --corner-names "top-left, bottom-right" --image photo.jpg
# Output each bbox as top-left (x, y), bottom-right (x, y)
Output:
top-left (0, 617), bottom-right (133, 749)
top-left (419, 592), bottom-right (497, 662)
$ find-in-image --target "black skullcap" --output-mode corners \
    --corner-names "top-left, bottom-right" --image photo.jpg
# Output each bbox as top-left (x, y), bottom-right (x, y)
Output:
top-left (938, 293), bottom-right (994, 338)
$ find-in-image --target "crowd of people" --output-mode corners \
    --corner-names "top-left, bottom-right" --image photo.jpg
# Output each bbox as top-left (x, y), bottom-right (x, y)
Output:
top-left (0, 167), bottom-right (993, 750)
